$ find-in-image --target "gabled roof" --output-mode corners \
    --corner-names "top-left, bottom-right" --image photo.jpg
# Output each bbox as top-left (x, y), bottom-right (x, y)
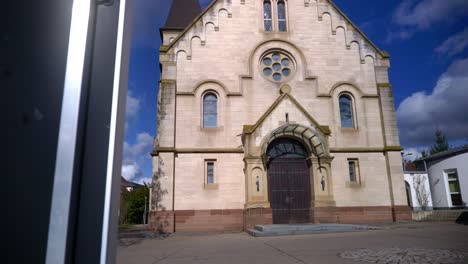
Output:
top-left (162, 0), bottom-right (202, 30)
top-left (243, 90), bottom-right (331, 136)
top-left (417, 145), bottom-right (468, 163)
top-left (121, 176), bottom-right (144, 189)
top-left (161, 0), bottom-right (387, 58)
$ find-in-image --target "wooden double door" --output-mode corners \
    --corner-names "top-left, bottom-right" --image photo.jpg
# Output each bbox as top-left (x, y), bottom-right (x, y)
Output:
top-left (268, 158), bottom-right (311, 224)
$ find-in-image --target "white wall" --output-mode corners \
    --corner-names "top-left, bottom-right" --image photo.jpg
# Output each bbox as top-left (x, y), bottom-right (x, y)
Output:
top-left (404, 173), bottom-right (433, 210)
top-left (427, 153), bottom-right (468, 208)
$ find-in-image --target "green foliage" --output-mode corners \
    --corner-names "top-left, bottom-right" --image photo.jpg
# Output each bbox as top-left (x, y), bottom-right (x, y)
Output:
top-left (421, 150), bottom-right (428, 158)
top-left (430, 128), bottom-right (449, 155)
top-left (120, 186), bottom-right (149, 224)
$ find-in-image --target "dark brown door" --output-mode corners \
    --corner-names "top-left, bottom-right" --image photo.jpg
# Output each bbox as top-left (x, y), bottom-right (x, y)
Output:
top-left (268, 158), bottom-right (311, 224)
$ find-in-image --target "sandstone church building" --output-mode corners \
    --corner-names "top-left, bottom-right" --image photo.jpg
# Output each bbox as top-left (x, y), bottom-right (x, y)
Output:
top-left (149, 0), bottom-right (411, 233)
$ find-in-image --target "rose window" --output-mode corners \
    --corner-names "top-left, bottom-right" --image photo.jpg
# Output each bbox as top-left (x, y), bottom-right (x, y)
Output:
top-left (261, 52), bottom-right (294, 82)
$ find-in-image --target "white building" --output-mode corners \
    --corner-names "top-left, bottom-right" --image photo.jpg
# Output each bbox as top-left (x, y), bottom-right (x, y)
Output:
top-left (415, 146), bottom-right (468, 209)
top-left (404, 172), bottom-right (433, 211)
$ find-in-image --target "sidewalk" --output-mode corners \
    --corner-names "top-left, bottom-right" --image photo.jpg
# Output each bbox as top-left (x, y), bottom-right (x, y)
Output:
top-left (117, 222), bottom-right (468, 264)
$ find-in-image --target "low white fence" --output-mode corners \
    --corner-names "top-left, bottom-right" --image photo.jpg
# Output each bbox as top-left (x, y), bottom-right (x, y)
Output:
top-left (412, 210), bottom-right (468, 221)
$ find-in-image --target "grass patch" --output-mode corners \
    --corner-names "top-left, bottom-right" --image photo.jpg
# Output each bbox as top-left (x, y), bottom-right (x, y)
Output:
top-left (119, 223), bottom-right (134, 231)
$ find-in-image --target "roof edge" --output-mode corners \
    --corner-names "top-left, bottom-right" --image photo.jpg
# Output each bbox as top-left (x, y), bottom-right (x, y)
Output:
top-left (327, 0), bottom-right (386, 58)
top-left (163, 0), bottom-right (221, 51)
top-left (162, 0), bottom-right (389, 59)
top-left (416, 145), bottom-right (468, 162)
top-left (243, 91), bottom-right (329, 136)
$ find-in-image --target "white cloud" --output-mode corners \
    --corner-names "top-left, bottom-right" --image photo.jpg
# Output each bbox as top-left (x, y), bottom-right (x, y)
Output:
top-left (385, 29), bottom-right (415, 43)
top-left (389, 0), bottom-right (468, 41)
top-left (126, 93), bottom-right (140, 120)
top-left (402, 147), bottom-right (424, 161)
top-left (123, 132), bottom-right (153, 162)
top-left (125, 91), bottom-right (141, 132)
top-left (397, 57), bottom-right (468, 147)
top-left (122, 163), bottom-right (141, 181)
top-left (435, 27), bottom-right (468, 57)
top-left (121, 132), bottom-right (154, 183)
top-left (393, 0), bottom-right (468, 30)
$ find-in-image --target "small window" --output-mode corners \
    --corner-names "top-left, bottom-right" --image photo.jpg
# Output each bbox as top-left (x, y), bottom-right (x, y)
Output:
top-left (263, 0), bottom-right (272, 31)
top-left (203, 93), bottom-right (217, 128)
top-left (348, 159), bottom-right (359, 183)
top-left (339, 94), bottom-right (354, 128)
top-left (446, 169), bottom-right (463, 206)
top-left (277, 0), bottom-right (287, 32)
top-left (207, 162), bottom-right (215, 184)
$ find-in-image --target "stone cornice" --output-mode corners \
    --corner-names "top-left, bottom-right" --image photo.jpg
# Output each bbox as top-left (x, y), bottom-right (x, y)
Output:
top-left (330, 146), bottom-right (403, 153)
top-left (151, 147), bottom-right (244, 156)
top-left (377, 83), bottom-right (392, 88)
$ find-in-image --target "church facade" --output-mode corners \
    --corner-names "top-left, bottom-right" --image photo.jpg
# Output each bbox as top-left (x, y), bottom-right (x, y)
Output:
top-left (149, 0), bottom-right (411, 233)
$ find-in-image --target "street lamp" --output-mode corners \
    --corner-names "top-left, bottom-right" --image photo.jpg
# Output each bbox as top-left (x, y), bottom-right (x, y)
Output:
top-left (143, 196), bottom-right (147, 225)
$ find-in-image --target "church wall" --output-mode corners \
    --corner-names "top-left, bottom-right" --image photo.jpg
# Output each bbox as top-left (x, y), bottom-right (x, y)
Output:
top-left (156, 82), bottom-right (176, 147)
top-left (379, 85), bottom-right (401, 147)
top-left (387, 151), bottom-right (410, 206)
top-left (152, 153), bottom-right (174, 211)
top-left (330, 153), bottom-right (391, 207)
top-left (175, 86), bottom-right (245, 149)
top-left (174, 153), bottom-right (245, 210)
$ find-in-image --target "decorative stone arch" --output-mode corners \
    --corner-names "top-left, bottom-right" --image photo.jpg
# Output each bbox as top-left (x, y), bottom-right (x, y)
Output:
top-left (330, 83), bottom-right (363, 130)
top-left (247, 39), bottom-right (315, 81)
top-left (260, 124), bottom-right (327, 167)
top-left (254, 124), bottom-right (336, 224)
top-left (329, 81), bottom-right (364, 97)
top-left (192, 79), bottom-right (229, 96)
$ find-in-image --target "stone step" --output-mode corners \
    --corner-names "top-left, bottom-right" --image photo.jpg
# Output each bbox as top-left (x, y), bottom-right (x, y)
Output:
top-left (248, 224), bottom-right (381, 237)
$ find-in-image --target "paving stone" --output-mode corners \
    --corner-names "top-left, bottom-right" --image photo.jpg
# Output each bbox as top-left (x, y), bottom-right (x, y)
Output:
top-left (339, 247), bottom-right (466, 264)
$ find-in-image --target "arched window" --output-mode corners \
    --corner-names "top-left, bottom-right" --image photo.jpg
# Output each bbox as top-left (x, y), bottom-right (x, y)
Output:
top-left (277, 0), bottom-right (287, 32)
top-left (339, 94), bottom-right (354, 128)
top-left (263, 0), bottom-right (272, 31)
top-left (203, 93), bottom-right (218, 128)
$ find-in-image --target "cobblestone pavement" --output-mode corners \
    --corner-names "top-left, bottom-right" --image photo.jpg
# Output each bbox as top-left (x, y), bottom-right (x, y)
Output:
top-left (340, 247), bottom-right (466, 264)
top-left (117, 223), bottom-right (468, 264)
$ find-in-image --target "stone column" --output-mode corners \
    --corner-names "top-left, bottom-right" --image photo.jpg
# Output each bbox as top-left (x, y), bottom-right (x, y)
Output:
top-left (243, 157), bottom-right (272, 229)
top-left (308, 156), bottom-right (337, 223)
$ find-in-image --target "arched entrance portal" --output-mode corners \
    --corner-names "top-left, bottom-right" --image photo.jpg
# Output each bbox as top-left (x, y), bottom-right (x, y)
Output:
top-left (267, 138), bottom-right (311, 224)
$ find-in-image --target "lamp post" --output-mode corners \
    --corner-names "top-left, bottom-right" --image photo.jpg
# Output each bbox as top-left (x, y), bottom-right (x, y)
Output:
top-left (143, 196), bottom-right (147, 225)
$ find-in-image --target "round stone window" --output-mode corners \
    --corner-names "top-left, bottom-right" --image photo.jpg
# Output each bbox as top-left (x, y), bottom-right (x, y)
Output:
top-left (261, 51), bottom-right (295, 83)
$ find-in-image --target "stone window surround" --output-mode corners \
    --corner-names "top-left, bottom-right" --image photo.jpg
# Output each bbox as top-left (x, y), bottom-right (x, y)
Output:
top-left (261, 0), bottom-right (289, 33)
top-left (200, 90), bottom-right (221, 130)
top-left (346, 158), bottom-right (363, 188)
top-left (338, 91), bottom-right (358, 130)
top-left (204, 159), bottom-right (218, 190)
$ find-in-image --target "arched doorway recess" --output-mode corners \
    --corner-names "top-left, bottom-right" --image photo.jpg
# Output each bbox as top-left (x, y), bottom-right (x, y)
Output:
top-left (266, 138), bottom-right (311, 224)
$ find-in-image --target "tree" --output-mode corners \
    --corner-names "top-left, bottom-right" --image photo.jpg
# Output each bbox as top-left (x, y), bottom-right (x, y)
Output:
top-left (430, 128), bottom-right (449, 155)
top-left (421, 150), bottom-right (428, 158)
top-left (413, 175), bottom-right (430, 210)
top-left (121, 186), bottom-right (149, 224)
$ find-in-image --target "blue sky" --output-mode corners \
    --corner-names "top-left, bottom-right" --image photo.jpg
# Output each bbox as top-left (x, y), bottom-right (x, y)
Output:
top-left (122, 0), bottom-right (468, 183)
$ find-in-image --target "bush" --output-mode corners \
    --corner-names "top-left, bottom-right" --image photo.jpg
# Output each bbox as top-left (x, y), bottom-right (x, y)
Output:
top-left (120, 186), bottom-right (149, 224)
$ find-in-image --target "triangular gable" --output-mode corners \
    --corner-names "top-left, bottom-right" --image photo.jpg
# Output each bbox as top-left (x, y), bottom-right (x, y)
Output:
top-left (161, 0), bottom-right (388, 58)
top-left (161, 0), bottom-right (221, 52)
top-left (243, 91), bottom-right (331, 136)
